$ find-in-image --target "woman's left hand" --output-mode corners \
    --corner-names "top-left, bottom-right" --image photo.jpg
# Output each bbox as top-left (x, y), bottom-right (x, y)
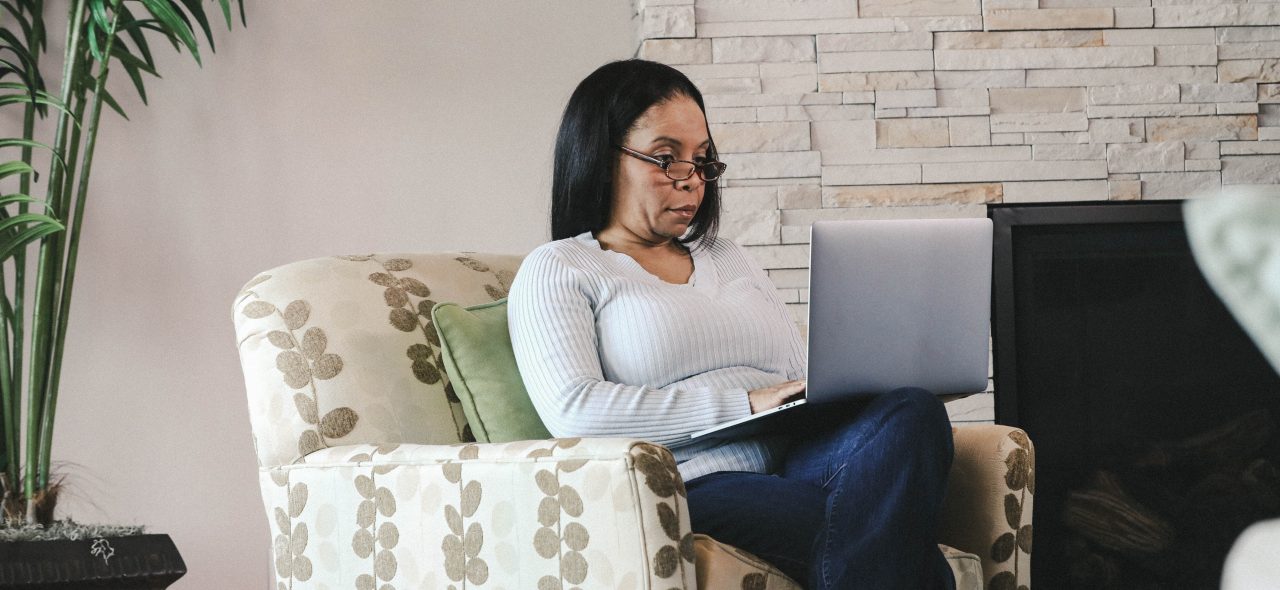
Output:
top-left (748, 380), bottom-right (806, 414)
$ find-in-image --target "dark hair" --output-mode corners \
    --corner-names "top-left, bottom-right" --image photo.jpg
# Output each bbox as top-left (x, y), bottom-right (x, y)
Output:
top-left (551, 59), bottom-right (720, 245)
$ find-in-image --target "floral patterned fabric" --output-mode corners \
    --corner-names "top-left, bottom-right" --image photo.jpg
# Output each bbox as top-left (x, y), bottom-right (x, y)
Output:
top-left (261, 439), bottom-right (697, 589)
top-left (236, 252), bottom-right (1033, 590)
top-left (941, 425), bottom-right (1037, 590)
top-left (235, 253), bottom-right (523, 468)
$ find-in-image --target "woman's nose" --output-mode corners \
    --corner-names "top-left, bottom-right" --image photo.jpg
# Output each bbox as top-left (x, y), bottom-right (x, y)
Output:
top-left (674, 175), bottom-right (702, 192)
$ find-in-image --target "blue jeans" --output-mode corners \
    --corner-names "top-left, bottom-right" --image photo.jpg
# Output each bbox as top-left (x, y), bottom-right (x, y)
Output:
top-left (685, 387), bottom-right (956, 590)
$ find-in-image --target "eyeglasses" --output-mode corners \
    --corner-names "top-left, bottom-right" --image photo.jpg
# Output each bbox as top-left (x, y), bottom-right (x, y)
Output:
top-left (617, 145), bottom-right (728, 182)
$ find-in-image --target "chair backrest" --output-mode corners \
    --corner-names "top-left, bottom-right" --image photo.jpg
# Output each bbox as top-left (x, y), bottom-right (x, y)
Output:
top-left (233, 252), bottom-right (523, 468)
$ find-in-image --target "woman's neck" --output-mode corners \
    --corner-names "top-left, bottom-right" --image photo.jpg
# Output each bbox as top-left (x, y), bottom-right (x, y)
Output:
top-left (594, 227), bottom-right (683, 256)
top-left (593, 227), bottom-right (694, 285)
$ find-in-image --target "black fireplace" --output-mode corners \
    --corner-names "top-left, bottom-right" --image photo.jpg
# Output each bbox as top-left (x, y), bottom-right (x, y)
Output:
top-left (989, 200), bottom-right (1280, 589)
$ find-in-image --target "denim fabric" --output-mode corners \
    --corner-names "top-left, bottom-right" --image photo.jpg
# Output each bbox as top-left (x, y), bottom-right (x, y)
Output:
top-left (685, 387), bottom-right (956, 590)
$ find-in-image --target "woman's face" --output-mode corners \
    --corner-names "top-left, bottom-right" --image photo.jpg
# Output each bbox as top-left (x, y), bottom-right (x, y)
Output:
top-left (606, 95), bottom-right (711, 245)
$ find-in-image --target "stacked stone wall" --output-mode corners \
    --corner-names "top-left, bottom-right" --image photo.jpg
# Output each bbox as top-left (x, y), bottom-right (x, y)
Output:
top-left (636, 0), bottom-right (1280, 421)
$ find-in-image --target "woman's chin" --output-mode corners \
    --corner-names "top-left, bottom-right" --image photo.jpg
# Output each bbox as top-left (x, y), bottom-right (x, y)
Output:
top-left (659, 223), bottom-right (691, 239)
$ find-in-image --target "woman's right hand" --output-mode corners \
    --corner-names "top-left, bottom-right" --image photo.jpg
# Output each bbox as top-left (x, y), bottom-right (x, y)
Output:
top-left (748, 380), bottom-right (806, 414)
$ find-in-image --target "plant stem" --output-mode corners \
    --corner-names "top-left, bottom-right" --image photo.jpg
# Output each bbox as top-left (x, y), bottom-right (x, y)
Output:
top-left (46, 71), bottom-right (89, 357)
top-left (5, 104), bottom-right (38, 491)
top-left (29, 83), bottom-right (85, 494)
top-left (7, 0), bottom-right (46, 500)
top-left (0, 278), bottom-right (12, 483)
top-left (26, 0), bottom-right (87, 525)
top-left (38, 1), bottom-right (123, 488)
top-left (0, 274), bottom-right (15, 483)
top-left (32, 71), bottom-right (91, 491)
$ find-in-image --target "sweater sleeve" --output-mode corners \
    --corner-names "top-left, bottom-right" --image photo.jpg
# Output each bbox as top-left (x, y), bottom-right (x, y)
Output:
top-left (507, 246), bottom-right (753, 448)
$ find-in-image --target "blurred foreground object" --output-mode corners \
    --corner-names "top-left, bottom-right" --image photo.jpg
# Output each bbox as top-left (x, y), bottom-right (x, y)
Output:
top-left (1185, 190), bottom-right (1280, 590)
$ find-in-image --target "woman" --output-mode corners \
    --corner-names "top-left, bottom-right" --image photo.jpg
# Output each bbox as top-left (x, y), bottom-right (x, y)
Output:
top-left (508, 59), bottom-right (955, 590)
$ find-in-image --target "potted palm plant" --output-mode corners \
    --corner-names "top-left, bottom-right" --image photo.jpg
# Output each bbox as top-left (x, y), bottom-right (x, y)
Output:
top-left (0, 1), bottom-right (243, 586)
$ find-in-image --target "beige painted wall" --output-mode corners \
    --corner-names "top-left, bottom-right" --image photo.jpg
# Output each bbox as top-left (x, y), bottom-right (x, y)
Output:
top-left (36, 2), bottom-right (636, 587)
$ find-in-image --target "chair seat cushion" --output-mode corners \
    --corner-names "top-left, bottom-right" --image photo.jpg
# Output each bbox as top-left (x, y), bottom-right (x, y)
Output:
top-left (694, 535), bottom-right (982, 590)
top-left (431, 299), bottom-right (552, 442)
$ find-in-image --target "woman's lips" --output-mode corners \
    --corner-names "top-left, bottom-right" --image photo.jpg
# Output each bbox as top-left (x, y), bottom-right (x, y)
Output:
top-left (670, 206), bottom-right (697, 219)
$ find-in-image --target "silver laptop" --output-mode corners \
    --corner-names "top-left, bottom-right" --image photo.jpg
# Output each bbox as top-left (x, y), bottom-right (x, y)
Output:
top-left (689, 218), bottom-right (993, 441)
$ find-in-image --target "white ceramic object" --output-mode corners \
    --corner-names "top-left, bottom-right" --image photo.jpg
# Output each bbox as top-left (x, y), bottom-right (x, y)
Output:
top-left (1184, 191), bottom-right (1280, 377)
top-left (1184, 191), bottom-right (1280, 589)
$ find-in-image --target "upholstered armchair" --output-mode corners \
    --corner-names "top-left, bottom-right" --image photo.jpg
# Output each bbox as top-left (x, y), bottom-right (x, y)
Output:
top-left (233, 252), bottom-right (1035, 589)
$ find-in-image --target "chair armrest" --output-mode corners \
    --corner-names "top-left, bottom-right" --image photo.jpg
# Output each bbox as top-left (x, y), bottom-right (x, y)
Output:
top-left (258, 438), bottom-right (697, 589)
top-left (938, 425), bottom-right (1036, 590)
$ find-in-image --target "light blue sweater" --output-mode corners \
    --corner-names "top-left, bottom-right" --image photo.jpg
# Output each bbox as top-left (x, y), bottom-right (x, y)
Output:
top-left (508, 232), bottom-right (807, 481)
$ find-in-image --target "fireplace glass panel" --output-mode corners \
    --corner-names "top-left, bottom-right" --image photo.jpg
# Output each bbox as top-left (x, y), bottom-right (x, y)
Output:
top-left (992, 202), bottom-right (1280, 589)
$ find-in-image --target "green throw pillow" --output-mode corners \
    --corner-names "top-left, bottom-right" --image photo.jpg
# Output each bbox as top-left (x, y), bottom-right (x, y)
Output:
top-left (432, 299), bottom-right (552, 443)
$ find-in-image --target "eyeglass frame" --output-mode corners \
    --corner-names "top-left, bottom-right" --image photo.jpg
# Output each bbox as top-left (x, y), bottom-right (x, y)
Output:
top-left (616, 145), bottom-right (728, 182)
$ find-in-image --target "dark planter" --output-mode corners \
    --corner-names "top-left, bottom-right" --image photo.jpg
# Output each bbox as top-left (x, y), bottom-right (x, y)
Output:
top-left (0, 533), bottom-right (185, 589)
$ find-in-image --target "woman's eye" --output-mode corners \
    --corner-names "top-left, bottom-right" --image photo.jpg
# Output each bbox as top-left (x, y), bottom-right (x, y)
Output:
top-left (655, 154), bottom-right (676, 164)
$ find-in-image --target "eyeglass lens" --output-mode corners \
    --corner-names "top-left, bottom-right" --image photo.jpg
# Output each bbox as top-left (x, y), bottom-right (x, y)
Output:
top-left (666, 161), bottom-right (726, 181)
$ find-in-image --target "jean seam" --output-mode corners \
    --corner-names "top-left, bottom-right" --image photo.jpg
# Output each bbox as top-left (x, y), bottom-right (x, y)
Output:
top-left (821, 463), bottom-right (845, 489)
top-left (815, 399), bottom-right (899, 590)
top-left (821, 472), bottom-right (842, 588)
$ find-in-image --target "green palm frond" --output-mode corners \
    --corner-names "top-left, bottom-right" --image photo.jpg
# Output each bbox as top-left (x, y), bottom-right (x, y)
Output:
top-left (0, 83), bottom-right (77, 123)
top-left (0, 190), bottom-right (64, 262)
top-left (0, 81), bottom-right (64, 100)
top-left (0, 218), bottom-right (62, 261)
top-left (0, 161), bottom-right (34, 181)
top-left (140, 0), bottom-right (200, 64)
top-left (0, 193), bottom-right (55, 223)
top-left (85, 15), bottom-right (104, 64)
top-left (0, 0), bottom-right (244, 525)
top-left (95, 84), bottom-right (126, 120)
top-left (0, 27), bottom-right (43, 96)
top-left (116, 3), bottom-right (156, 70)
top-left (88, 1), bottom-right (111, 34)
top-left (108, 41), bottom-right (157, 105)
top-left (0, 138), bottom-right (66, 170)
top-left (0, 3), bottom-right (34, 47)
top-left (175, 0), bottom-right (215, 51)
top-left (0, 1), bottom-right (47, 116)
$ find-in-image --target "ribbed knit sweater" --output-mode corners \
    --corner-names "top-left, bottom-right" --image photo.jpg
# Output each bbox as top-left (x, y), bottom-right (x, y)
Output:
top-left (508, 232), bottom-right (808, 481)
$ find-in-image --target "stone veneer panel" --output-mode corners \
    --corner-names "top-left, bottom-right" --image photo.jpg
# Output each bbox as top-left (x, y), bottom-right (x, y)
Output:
top-left (634, 0), bottom-right (1280, 342)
